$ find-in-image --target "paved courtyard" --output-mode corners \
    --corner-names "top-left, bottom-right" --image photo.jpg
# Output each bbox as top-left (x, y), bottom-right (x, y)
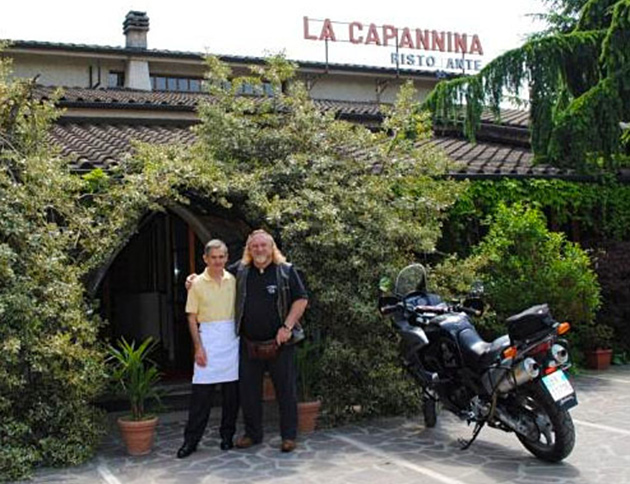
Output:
top-left (19, 366), bottom-right (630, 484)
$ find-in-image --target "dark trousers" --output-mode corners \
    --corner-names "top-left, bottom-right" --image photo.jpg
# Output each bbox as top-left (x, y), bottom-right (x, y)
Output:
top-left (183, 381), bottom-right (239, 445)
top-left (239, 341), bottom-right (297, 441)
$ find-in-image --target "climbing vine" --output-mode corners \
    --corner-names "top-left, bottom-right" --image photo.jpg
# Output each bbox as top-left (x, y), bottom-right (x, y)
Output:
top-left (442, 177), bottom-right (630, 255)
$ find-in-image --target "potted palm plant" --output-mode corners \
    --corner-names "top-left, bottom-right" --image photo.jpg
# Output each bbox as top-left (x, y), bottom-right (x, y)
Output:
top-left (107, 336), bottom-right (161, 455)
top-left (296, 339), bottom-right (322, 433)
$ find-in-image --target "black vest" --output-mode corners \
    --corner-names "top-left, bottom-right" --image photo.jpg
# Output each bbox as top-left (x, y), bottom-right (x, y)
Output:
top-left (234, 262), bottom-right (292, 335)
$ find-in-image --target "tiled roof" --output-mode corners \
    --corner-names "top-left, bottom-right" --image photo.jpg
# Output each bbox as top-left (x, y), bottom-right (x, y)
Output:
top-left (36, 85), bottom-right (386, 118)
top-left (49, 121), bottom-right (565, 177)
top-left (9, 40), bottom-right (453, 80)
top-left (50, 122), bottom-right (196, 172)
top-left (36, 85), bottom-right (528, 128)
top-left (37, 86), bottom-right (203, 110)
top-left (480, 109), bottom-right (529, 128)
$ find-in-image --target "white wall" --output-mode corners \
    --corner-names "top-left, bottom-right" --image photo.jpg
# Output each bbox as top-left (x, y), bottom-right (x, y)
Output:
top-left (305, 74), bottom-right (437, 104)
top-left (10, 53), bottom-right (124, 88)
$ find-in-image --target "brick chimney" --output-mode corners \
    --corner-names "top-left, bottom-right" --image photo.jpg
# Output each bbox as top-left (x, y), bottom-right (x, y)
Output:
top-left (123, 11), bottom-right (149, 49)
top-left (123, 11), bottom-right (151, 90)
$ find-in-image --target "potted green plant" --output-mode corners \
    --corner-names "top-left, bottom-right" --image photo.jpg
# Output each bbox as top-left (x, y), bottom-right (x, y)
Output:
top-left (295, 339), bottom-right (322, 433)
top-left (107, 336), bottom-right (161, 455)
top-left (582, 323), bottom-right (615, 370)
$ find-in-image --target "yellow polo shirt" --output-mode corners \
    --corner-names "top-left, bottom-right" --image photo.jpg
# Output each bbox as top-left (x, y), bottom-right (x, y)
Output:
top-left (185, 270), bottom-right (236, 322)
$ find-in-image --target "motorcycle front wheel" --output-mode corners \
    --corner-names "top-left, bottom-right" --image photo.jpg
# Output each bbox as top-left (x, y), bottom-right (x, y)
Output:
top-left (514, 384), bottom-right (575, 462)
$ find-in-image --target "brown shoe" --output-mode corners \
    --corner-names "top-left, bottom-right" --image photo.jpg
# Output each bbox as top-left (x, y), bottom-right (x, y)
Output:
top-left (235, 436), bottom-right (260, 449)
top-left (280, 439), bottom-right (297, 453)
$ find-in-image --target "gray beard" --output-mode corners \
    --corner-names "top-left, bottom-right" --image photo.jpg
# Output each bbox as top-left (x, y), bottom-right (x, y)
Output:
top-left (254, 255), bottom-right (270, 265)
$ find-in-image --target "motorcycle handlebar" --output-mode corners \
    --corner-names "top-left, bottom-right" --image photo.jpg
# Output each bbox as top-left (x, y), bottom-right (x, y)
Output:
top-left (379, 303), bottom-right (402, 316)
top-left (414, 304), bottom-right (482, 317)
top-left (414, 305), bottom-right (448, 314)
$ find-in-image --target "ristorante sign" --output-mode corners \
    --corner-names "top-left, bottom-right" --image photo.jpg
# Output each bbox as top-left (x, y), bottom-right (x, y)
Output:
top-left (303, 16), bottom-right (485, 73)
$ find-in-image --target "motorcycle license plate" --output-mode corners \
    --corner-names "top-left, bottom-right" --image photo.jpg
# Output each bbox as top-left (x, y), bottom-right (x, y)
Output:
top-left (542, 370), bottom-right (578, 409)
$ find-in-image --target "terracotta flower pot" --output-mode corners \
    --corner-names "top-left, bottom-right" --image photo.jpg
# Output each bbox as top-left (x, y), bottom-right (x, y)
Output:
top-left (297, 400), bottom-right (322, 433)
top-left (117, 416), bottom-right (159, 456)
top-left (585, 348), bottom-right (613, 370)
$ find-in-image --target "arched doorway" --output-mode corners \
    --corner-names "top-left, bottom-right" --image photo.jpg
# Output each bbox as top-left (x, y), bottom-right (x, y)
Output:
top-left (96, 206), bottom-right (248, 380)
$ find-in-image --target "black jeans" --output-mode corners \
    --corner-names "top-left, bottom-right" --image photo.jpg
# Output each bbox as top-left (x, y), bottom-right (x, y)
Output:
top-left (183, 381), bottom-right (239, 445)
top-left (239, 341), bottom-right (297, 441)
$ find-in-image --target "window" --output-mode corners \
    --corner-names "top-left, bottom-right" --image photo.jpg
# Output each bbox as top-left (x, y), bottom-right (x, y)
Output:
top-left (148, 75), bottom-right (272, 95)
top-left (153, 76), bottom-right (167, 90)
top-left (108, 72), bottom-right (125, 88)
top-left (150, 74), bottom-right (204, 92)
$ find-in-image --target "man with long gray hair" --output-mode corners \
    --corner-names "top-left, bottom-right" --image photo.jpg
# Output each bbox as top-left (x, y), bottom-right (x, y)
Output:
top-left (233, 229), bottom-right (308, 453)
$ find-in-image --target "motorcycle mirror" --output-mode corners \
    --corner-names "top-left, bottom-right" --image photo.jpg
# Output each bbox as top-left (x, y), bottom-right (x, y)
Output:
top-left (463, 297), bottom-right (485, 317)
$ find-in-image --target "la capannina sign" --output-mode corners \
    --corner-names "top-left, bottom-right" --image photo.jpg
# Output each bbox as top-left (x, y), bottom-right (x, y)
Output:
top-left (303, 16), bottom-right (484, 73)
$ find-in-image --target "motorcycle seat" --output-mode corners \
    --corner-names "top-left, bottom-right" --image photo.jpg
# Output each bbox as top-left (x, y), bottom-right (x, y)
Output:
top-left (458, 328), bottom-right (510, 370)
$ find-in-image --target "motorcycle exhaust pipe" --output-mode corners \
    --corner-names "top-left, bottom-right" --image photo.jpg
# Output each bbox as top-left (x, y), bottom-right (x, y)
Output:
top-left (551, 344), bottom-right (569, 365)
top-left (483, 357), bottom-right (540, 394)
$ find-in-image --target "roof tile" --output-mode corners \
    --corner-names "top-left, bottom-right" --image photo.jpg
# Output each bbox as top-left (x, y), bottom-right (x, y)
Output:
top-left (48, 121), bottom-right (544, 176)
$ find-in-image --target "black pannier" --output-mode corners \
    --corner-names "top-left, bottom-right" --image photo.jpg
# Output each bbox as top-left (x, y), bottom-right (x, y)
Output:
top-left (506, 304), bottom-right (555, 342)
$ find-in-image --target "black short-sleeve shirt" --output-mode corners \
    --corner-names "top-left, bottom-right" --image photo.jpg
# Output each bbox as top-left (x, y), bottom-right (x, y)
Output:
top-left (241, 263), bottom-right (308, 341)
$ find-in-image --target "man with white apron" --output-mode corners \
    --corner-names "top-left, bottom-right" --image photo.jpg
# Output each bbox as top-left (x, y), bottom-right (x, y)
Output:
top-left (177, 239), bottom-right (239, 459)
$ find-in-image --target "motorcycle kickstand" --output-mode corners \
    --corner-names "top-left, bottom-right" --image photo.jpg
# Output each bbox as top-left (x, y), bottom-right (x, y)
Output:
top-left (458, 420), bottom-right (486, 450)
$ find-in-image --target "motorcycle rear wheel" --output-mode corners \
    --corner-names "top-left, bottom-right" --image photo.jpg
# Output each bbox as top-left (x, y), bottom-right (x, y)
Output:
top-left (514, 385), bottom-right (575, 462)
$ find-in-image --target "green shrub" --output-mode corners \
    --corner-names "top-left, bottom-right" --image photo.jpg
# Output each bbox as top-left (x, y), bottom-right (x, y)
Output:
top-left (0, 54), bottom-right (105, 481)
top-left (471, 203), bottom-right (601, 350)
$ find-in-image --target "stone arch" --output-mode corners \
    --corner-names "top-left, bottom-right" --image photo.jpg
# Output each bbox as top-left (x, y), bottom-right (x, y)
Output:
top-left (86, 202), bottom-right (231, 296)
top-left (90, 200), bottom-right (250, 378)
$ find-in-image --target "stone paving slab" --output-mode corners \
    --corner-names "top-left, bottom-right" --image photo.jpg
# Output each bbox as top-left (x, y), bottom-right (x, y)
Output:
top-left (17, 366), bottom-right (630, 484)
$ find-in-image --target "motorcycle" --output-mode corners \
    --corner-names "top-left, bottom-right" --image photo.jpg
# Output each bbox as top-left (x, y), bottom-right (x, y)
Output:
top-left (378, 264), bottom-right (577, 462)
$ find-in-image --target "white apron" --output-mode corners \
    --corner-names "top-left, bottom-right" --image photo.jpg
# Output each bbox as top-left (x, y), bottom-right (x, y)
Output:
top-left (193, 320), bottom-right (239, 384)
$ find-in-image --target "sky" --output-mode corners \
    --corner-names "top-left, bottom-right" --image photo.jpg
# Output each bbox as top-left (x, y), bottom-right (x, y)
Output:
top-left (1, 0), bottom-right (545, 71)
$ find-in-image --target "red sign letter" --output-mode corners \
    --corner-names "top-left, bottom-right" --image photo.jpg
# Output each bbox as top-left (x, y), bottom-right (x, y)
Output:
top-left (416, 29), bottom-right (430, 51)
top-left (470, 34), bottom-right (484, 55)
top-left (319, 18), bottom-right (337, 42)
top-left (365, 23), bottom-right (381, 46)
top-left (454, 33), bottom-right (467, 53)
top-left (382, 25), bottom-right (397, 46)
top-left (303, 16), bottom-right (317, 41)
top-left (399, 28), bottom-right (414, 49)
top-left (349, 21), bottom-right (363, 44)
top-left (431, 30), bottom-right (445, 52)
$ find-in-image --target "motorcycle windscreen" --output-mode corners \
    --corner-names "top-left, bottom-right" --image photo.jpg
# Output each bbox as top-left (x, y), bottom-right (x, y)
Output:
top-left (395, 264), bottom-right (427, 296)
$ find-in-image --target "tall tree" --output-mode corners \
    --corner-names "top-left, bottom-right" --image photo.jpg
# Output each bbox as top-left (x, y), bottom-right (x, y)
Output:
top-left (530, 0), bottom-right (590, 37)
top-left (424, 0), bottom-right (630, 172)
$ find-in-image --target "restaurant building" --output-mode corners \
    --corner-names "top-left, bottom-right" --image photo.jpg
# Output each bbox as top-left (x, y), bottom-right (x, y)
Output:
top-left (4, 11), bottom-right (544, 379)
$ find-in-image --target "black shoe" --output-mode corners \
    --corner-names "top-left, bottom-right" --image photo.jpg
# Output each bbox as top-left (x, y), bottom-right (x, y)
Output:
top-left (219, 439), bottom-right (234, 451)
top-left (176, 442), bottom-right (197, 459)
